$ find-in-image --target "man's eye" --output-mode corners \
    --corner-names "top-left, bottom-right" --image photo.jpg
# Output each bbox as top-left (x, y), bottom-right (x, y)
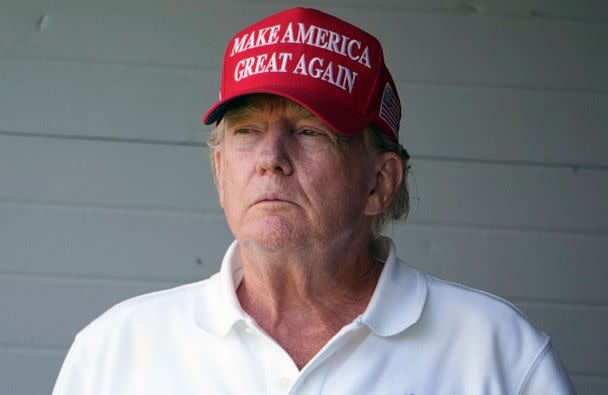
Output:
top-left (234, 128), bottom-right (256, 134)
top-left (299, 129), bottom-right (325, 137)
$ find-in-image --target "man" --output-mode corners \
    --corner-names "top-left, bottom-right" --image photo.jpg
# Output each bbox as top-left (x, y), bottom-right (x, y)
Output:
top-left (53, 7), bottom-right (575, 394)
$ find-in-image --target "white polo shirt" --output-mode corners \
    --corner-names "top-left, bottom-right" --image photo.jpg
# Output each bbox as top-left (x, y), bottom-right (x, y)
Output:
top-left (53, 239), bottom-right (575, 395)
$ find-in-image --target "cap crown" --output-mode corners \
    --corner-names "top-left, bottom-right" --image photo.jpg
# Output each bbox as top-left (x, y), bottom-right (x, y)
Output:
top-left (203, 7), bottom-right (401, 142)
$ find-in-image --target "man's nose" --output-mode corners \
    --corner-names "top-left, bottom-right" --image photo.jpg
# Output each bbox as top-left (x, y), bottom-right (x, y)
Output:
top-left (256, 127), bottom-right (294, 176)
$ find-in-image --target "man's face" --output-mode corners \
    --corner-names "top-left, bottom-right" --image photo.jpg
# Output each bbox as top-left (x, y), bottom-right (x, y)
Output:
top-left (213, 97), bottom-right (379, 253)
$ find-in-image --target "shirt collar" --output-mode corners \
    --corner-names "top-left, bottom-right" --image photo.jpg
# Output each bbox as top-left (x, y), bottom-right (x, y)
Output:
top-left (196, 240), bottom-right (249, 337)
top-left (359, 237), bottom-right (429, 337)
top-left (198, 238), bottom-right (428, 337)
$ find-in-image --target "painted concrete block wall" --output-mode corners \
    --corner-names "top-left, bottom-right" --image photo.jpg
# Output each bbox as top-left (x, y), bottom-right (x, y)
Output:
top-left (1, 1), bottom-right (607, 393)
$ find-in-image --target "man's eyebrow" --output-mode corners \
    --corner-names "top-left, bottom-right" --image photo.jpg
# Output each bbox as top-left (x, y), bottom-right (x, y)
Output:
top-left (226, 116), bottom-right (267, 128)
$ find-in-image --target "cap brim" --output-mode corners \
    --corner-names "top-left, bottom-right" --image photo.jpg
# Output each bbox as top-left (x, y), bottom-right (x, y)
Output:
top-left (203, 86), bottom-right (371, 137)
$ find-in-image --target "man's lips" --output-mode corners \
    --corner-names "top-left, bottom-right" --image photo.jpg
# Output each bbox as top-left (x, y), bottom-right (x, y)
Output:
top-left (252, 194), bottom-right (296, 206)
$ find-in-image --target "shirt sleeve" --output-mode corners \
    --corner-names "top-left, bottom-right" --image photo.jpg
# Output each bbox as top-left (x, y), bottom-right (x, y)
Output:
top-left (519, 340), bottom-right (576, 395)
top-left (52, 333), bottom-right (93, 395)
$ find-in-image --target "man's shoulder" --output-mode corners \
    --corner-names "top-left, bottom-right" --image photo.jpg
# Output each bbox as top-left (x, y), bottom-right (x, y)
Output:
top-left (424, 273), bottom-right (535, 325)
top-left (414, 267), bottom-right (549, 355)
top-left (76, 273), bottom-right (221, 340)
top-left (390, 260), bottom-right (572, 394)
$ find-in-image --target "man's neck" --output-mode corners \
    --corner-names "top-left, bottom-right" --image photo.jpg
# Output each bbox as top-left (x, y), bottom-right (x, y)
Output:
top-left (235, 239), bottom-right (383, 369)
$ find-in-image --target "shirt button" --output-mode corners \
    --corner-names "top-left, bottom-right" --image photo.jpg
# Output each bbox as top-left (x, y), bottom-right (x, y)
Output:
top-left (279, 377), bottom-right (292, 390)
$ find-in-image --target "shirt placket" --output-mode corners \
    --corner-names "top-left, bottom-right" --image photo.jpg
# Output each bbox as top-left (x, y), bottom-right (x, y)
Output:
top-left (243, 318), bottom-right (299, 395)
top-left (288, 322), bottom-right (364, 395)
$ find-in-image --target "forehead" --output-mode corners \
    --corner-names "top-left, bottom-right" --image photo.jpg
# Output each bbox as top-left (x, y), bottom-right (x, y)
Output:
top-left (223, 95), bottom-right (333, 130)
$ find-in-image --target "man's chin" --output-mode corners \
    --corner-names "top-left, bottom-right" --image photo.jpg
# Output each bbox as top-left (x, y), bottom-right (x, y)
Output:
top-left (239, 218), bottom-right (308, 252)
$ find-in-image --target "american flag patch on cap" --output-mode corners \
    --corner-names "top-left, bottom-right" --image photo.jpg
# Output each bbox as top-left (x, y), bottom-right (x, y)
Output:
top-left (379, 83), bottom-right (400, 136)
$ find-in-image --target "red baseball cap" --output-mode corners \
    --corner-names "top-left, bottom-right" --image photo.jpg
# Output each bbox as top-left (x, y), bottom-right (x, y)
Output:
top-left (203, 7), bottom-right (402, 142)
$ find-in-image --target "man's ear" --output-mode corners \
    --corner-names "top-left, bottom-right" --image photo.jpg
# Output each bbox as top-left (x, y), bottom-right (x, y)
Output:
top-left (213, 148), bottom-right (225, 208)
top-left (364, 152), bottom-right (403, 216)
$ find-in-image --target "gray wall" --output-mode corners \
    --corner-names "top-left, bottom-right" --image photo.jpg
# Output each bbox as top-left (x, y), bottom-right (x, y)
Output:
top-left (1, 0), bottom-right (607, 394)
